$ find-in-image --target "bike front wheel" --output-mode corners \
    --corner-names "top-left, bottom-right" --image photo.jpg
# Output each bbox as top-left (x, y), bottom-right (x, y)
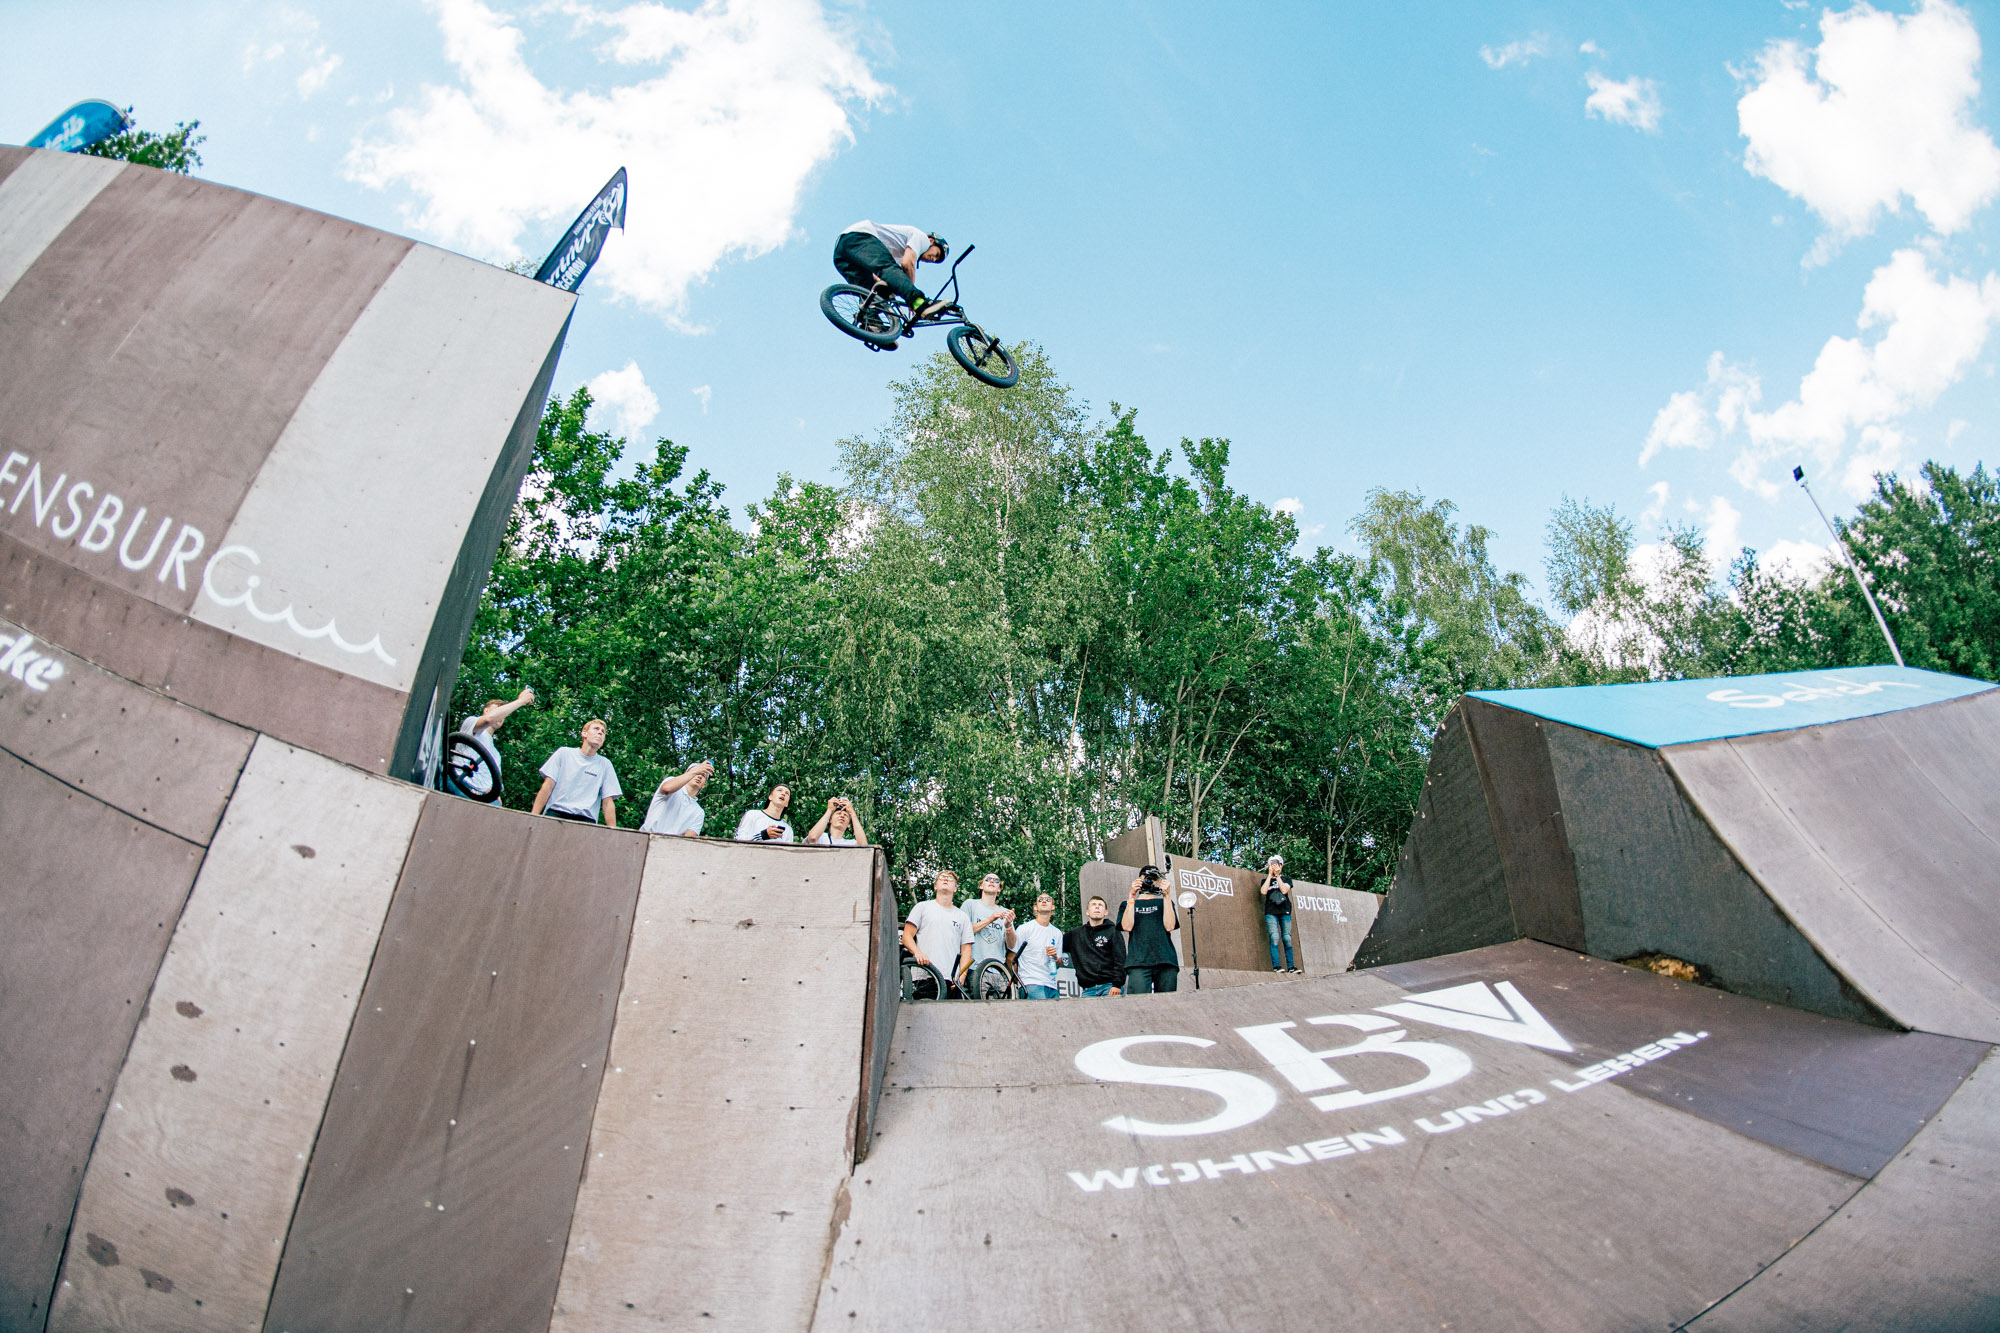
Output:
top-left (821, 284), bottom-right (903, 348)
top-left (947, 325), bottom-right (1020, 388)
top-left (972, 959), bottom-right (1015, 1001)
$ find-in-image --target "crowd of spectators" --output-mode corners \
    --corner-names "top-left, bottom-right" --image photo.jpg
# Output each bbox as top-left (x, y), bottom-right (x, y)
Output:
top-left (466, 708), bottom-right (1300, 999)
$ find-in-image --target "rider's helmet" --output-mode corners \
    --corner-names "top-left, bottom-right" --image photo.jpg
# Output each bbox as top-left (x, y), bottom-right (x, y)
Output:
top-left (926, 234), bottom-right (949, 261)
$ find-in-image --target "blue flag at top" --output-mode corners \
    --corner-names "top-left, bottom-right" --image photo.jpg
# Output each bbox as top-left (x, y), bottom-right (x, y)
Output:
top-left (535, 168), bottom-right (627, 293)
top-left (27, 100), bottom-right (130, 153)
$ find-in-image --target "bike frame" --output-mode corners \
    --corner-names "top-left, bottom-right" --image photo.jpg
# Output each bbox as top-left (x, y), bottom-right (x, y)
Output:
top-left (871, 244), bottom-right (980, 338)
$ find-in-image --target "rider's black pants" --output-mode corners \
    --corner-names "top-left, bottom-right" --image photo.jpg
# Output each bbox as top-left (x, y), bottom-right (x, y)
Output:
top-left (834, 231), bottom-right (923, 305)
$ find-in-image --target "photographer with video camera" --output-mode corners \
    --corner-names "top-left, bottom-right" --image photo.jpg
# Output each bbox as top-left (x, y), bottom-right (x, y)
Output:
top-left (1119, 865), bottom-right (1180, 994)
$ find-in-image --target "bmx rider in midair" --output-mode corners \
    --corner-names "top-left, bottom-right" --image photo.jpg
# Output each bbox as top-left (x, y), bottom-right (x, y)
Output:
top-left (832, 221), bottom-right (947, 319)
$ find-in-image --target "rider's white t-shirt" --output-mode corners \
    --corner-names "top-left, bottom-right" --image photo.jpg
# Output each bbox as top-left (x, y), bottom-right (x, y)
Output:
top-left (1014, 921), bottom-right (1064, 988)
top-left (846, 220), bottom-right (930, 261)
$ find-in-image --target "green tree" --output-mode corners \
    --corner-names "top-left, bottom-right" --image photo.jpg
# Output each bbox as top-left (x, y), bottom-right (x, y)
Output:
top-left (82, 112), bottom-right (204, 173)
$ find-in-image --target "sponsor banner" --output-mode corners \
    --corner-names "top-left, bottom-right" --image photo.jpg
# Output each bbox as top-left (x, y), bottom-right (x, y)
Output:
top-left (536, 167), bottom-right (627, 293)
top-left (27, 99), bottom-right (129, 153)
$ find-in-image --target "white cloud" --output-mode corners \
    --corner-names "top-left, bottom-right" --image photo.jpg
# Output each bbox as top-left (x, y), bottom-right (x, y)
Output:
top-left (1640, 480), bottom-right (1671, 529)
top-left (1480, 34), bottom-right (1550, 69)
top-left (1699, 494), bottom-right (1743, 562)
top-left (1640, 352), bottom-right (1762, 465)
top-left (243, 9), bottom-right (342, 101)
top-left (691, 384), bottom-right (712, 413)
top-left (347, 0), bottom-right (886, 318)
top-left (1763, 538), bottom-right (1833, 580)
top-left (1579, 40), bottom-right (1604, 57)
top-left (1273, 497), bottom-right (1304, 515)
top-left (585, 360), bottom-right (660, 439)
top-left (1585, 71), bottom-right (1663, 132)
top-left (1645, 249), bottom-right (2000, 498)
top-left (1738, 0), bottom-right (2000, 250)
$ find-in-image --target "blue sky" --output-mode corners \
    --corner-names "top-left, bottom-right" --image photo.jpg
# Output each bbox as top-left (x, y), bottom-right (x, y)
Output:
top-left (9, 0), bottom-right (2000, 591)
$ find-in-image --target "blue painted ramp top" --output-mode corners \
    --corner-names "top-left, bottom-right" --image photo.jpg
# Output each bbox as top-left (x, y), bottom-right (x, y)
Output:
top-left (1470, 665), bottom-right (1992, 748)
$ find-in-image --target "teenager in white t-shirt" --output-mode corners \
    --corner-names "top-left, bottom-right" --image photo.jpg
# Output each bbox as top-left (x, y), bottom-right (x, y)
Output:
top-left (453, 687), bottom-right (534, 800)
top-left (530, 719), bottom-right (622, 825)
top-left (639, 760), bottom-right (712, 837)
top-left (902, 871), bottom-right (973, 990)
top-left (733, 784), bottom-right (795, 842)
top-left (1013, 893), bottom-right (1065, 1000)
top-left (806, 796), bottom-right (867, 846)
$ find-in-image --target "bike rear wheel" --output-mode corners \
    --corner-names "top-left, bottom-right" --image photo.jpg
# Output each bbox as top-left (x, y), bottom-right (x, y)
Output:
top-left (822, 284), bottom-right (903, 348)
top-left (972, 959), bottom-right (1015, 1000)
top-left (947, 324), bottom-right (1020, 388)
top-left (441, 732), bottom-right (501, 803)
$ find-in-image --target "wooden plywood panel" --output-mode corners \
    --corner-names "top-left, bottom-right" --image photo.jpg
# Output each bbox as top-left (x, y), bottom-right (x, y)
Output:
top-left (1548, 723), bottom-right (1880, 1024)
top-left (0, 750), bottom-right (204, 1331)
top-left (1289, 880), bottom-right (1379, 975)
top-left (49, 739), bottom-right (425, 1332)
top-left (550, 839), bottom-right (878, 1332)
top-left (1376, 939), bottom-right (1984, 1179)
top-left (816, 975), bottom-right (1858, 1332)
top-left (262, 799), bottom-right (646, 1333)
top-left (1463, 698), bottom-right (1585, 950)
top-left (195, 247), bottom-right (573, 692)
top-left (0, 149), bottom-right (123, 304)
top-left (1164, 855), bottom-right (1270, 973)
top-left (1357, 705), bottom-right (1517, 966)
top-left (1687, 1048), bottom-right (2000, 1331)
top-left (0, 613), bottom-right (252, 843)
top-left (0, 166), bottom-right (410, 613)
top-left (1668, 732), bottom-right (2000, 1041)
top-left (0, 533), bottom-right (408, 774)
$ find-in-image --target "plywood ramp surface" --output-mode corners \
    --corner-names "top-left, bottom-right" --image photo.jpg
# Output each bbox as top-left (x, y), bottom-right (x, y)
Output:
top-left (263, 800), bottom-right (647, 1333)
top-left (49, 739), bottom-right (424, 1333)
top-left (1667, 698), bottom-right (2000, 1042)
top-left (819, 971), bottom-right (1857, 1332)
top-left (0, 613), bottom-right (253, 844)
top-left (1685, 1047), bottom-right (2000, 1331)
top-left (0, 749), bottom-right (204, 1331)
top-left (551, 839), bottom-right (878, 1333)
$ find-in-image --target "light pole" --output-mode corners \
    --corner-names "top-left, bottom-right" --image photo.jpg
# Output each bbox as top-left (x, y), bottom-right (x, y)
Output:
top-left (1793, 465), bottom-right (1904, 668)
top-left (1178, 890), bottom-right (1201, 990)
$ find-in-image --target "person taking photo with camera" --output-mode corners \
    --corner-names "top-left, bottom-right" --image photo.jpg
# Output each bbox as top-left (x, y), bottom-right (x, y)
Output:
top-left (639, 760), bottom-right (712, 837)
top-left (1120, 866), bottom-right (1180, 994)
top-left (806, 795), bottom-right (867, 846)
top-left (1261, 854), bottom-right (1299, 973)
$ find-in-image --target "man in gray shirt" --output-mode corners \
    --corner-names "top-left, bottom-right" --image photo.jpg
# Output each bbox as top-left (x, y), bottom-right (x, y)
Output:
top-left (531, 719), bottom-right (623, 825)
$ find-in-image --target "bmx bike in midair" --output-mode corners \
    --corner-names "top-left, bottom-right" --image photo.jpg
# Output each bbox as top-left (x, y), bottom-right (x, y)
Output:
top-left (819, 244), bottom-right (1021, 389)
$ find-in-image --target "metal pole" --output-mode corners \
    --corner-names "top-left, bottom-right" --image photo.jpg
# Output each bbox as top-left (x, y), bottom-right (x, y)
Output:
top-left (1793, 466), bottom-right (1904, 667)
top-left (1179, 893), bottom-right (1201, 990)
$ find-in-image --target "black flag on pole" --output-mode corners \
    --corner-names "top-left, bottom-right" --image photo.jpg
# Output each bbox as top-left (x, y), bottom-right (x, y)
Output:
top-left (535, 167), bottom-right (628, 292)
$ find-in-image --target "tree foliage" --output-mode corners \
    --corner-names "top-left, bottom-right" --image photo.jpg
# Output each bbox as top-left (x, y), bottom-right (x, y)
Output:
top-left (457, 350), bottom-right (1999, 928)
top-left (81, 111), bottom-right (205, 174)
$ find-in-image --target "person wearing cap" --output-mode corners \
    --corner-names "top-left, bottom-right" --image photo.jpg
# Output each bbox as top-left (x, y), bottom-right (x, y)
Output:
top-left (1120, 866), bottom-right (1180, 994)
top-left (1261, 855), bottom-right (1299, 973)
top-left (832, 222), bottom-right (949, 319)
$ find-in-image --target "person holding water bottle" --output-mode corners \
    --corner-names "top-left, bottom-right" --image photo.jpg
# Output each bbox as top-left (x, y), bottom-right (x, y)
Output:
top-left (1012, 892), bottom-right (1064, 999)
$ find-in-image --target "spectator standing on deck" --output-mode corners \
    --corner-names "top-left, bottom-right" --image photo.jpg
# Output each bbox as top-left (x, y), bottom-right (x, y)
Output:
top-left (531, 719), bottom-right (622, 825)
top-left (457, 688), bottom-right (533, 800)
top-left (964, 873), bottom-right (1015, 971)
top-left (1262, 855), bottom-right (1299, 973)
top-left (1066, 895), bottom-right (1126, 996)
top-left (1013, 893), bottom-right (1065, 1000)
top-left (806, 796), bottom-right (868, 846)
top-left (1120, 866), bottom-right (1180, 994)
top-left (735, 784), bottom-right (795, 842)
top-left (902, 870), bottom-right (973, 989)
top-left (639, 760), bottom-right (713, 837)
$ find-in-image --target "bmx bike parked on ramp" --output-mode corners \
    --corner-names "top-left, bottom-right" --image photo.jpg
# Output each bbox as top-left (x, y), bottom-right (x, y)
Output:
top-left (820, 244), bottom-right (1021, 388)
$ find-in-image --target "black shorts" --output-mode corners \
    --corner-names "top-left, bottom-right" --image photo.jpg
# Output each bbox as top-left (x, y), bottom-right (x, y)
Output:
top-left (1124, 963), bottom-right (1179, 994)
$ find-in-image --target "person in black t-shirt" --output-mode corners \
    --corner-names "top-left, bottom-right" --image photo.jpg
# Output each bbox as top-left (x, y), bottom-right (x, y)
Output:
top-left (1120, 866), bottom-right (1180, 994)
top-left (1261, 855), bottom-right (1298, 973)
top-left (1065, 895), bottom-right (1127, 996)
